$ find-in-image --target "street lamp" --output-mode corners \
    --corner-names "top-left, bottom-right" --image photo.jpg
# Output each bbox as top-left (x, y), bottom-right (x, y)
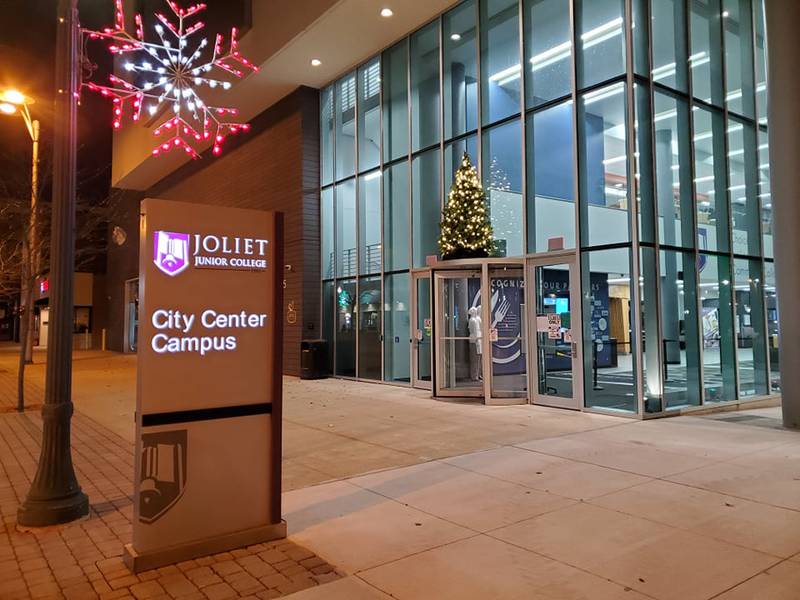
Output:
top-left (0, 89), bottom-right (41, 403)
top-left (17, 0), bottom-right (88, 527)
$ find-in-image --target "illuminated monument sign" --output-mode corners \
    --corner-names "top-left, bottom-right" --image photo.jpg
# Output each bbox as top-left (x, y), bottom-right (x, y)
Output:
top-left (125, 198), bottom-right (285, 572)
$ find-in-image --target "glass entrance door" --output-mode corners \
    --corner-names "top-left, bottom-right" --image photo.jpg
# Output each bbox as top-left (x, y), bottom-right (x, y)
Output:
top-left (412, 272), bottom-right (432, 390)
top-left (435, 270), bottom-right (483, 397)
top-left (489, 266), bottom-right (528, 398)
top-left (528, 256), bottom-right (582, 409)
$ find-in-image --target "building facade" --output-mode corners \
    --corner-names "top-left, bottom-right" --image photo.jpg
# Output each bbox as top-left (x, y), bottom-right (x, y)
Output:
top-left (108, 0), bottom-right (782, 417)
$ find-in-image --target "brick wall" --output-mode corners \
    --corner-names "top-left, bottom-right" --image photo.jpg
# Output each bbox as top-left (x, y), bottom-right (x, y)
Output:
top-left (104, 87), bottom-right (321, 375)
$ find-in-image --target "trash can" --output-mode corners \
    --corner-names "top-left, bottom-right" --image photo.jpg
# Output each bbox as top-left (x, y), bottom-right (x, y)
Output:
top-left (301, 340), bottom-right (328, 380)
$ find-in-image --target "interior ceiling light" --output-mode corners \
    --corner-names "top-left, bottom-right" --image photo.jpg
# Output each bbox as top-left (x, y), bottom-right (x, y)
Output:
top-left (311, 59), bottom-right (322, 67)
top-left (380, 8), bottom-right (393, 17)
top-left (450, 33), bottom-right (461, 41)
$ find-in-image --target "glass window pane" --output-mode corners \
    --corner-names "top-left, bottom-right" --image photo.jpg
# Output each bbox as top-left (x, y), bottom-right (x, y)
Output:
top-left (335, 74), bottom-right (356, 180)
top-left (384, 273), bottom-right (411, 383)
top-left (699, 254), bottom-right (737, 402)
top-left (582, 247), bottom-right (637, 412)
top-left (383, 41), bottom-right (409, 163)
top-left (640, 247), bottom-right (662, 411)
top-left (358, 59), bottom-right (381, 172)
top-left (693, 106), bottom-right (729, 253)
top-left (335, 279), bottom-right (356, 377)
top-left (764, 261), bottom-right (779, 391)
top-left (321, 187), bottom-right (334, 279)
top-left (723, 0), bottom-right (755, 118)
top-left (753, 0), bottom-right (767, 125)
top-left (444, 135), bottom-right (478, 194)
top-left (635, 83), bottom-right (655, 245)
top-left (654, 92), bottom-right (693, 248)
top-left (576, 0), bottom-right (626, 89)
top-left (444, 0), bottom-right (478, 140)
top-left (321, 86), bottom-right (334, 186)
top-left (483, 119), bottom-right (523, 257)
top-left (734, 258), bottom-right (768, 396)
top-left (524, 0), bottom-right (572, 107)
top-left (660, 250), bottom-right (701, 409)
top-left (359, 171), bottom-right (381, 275)
top-left (578, 82), bottom-right (630, 247)
top-left (411, 22), bottom-right (441, 152)
top-left (632, 0), bottom-right (649, 77)
top-left (758, 130), bottom-right (772, 258)
top-left (481, 0), bottom-right (521, 125)
top-left (335, 179), bottom-right (356, 278)
top-left (527, 101), bottom-right (575, 253)
top-left (651, 0), bottom-right (688, 91)
top-left (322, 281), bottom-right (334, 373)
top-left (690, 0), bottom-right (724, 106)
top-left (384, 162), bottom-right (410, 272)
top-left (412, 148), bottom-right (441, 267)
top-left (358, 276), bottom-right (382, 380)
top-left (727, 118), bottom-right (760, 256)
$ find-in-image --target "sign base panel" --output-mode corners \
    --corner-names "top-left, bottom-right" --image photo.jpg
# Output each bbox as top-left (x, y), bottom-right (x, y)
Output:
top-left (123, 520), bottom-right (287, 573)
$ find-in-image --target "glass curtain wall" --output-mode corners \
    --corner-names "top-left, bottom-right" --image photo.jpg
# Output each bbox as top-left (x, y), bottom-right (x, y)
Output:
top-left (319, 0), bottom-right (776, 411)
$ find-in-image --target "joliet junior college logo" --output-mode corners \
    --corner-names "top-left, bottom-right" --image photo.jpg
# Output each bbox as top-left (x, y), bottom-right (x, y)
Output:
top-left (153, 229), bottom-right (270, 276)
top-left (139, 430), bottom-right (187, 523)
top-left (153, 231), bottom-right (190, 277)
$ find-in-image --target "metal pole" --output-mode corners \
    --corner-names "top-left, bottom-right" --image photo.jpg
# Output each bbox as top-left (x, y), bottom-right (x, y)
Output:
top-left (17, 0), bottom-right (88, 527)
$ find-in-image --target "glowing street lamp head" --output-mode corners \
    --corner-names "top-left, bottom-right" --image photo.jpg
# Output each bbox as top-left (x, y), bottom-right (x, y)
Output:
top-left (0, 102), bottom-right (17, 115)
top-left (0, 90), bottom-right (31, 105)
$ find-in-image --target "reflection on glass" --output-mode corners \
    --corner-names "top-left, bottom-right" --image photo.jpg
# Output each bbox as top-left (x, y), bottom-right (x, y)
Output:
top-left (481, 0), bottom-right (521, 125)
top-left (660, 250), bottom-right (701, 409)
top-left (758, 130), bottom-right (772, 258)
top-left (439, 275), bottom-right (483, 391)
top-left (582, 248), bottom-right (636, 412)
top-left (576, 0), bottom-right (626, 89)
top-left (382, 41), bottom-right (409, 162)
top-left (358, 276), bottom-right (382, 380)
top-left (411, 22), bottom-right (440, 151)
top-left (321, 86), bottom-right (334, 186)
top-left (734, 258), bottom-right (768, 396)
top-left (690, 0), bottom-right (724, 106)
top-left (723, 0), bottom-right (755, 118)
top-left (335, 279), bottom-right (356, 377)
top-left (490, 268), bottom-right (527, 398)
top-left (693, 106), bottom-right (729, 253)
top-left (527, 101), bottom-right (575, 252)
top-left (358, 172), bottom-right (381, 275)
top-left (335, 179), bottom-right (356, 278)
top-left (753, 0), bottom-right (768, 125)
top-left (412, 148), bottom-right (441, 267)
top-left (483, 120), bottom-right (523, 257)
top-left (322, 281), bottom-right (334, 373)
top-left (383, 162), bottom-right (409, 272)
top-left (654, 92), bottom-right (693, 248)
top-left (578, 82), bottom-right (630, 247)
top-left (635, 83), bottom-right (655, 244)
top-left (416, 276), bottom-right (432, 383)
top-left (535, 264), bottom-right (573, 400)
top-left (444, 0), bottom-right (478, 140)
top-left (728, 118), bottom-right (760, 256)
top-left (640, 247), bottom-right (661, 411)
top-left (384, 273), bottom-right (410, 383)
top-left (651, 0), bottom-right (687, 91)
top-left (321, 187), bottom-right (334, 279)
top-left (358, 58), bottom-right (381, 172)
top-left (699, 254), bottom-right (737, 402)
top-left (524, 0), bottom-right (572, 107)
top-left (764, 261), bottom-right (779, 391)
top-left (444, 135), bottom-right (478, 193)
top-left (335, 74), bottom-right (356, 180)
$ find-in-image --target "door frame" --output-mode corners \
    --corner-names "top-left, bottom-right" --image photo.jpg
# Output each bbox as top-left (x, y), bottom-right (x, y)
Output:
top-left (526, 252), bottom-right (583, 409)
top-left (411, 269), bottom-right (432, 390)
top-left (434, 269), bottom-right (484, 398)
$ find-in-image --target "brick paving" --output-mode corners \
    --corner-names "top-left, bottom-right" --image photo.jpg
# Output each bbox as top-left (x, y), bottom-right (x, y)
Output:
top-left (0, 348), bottom-right (341, 600)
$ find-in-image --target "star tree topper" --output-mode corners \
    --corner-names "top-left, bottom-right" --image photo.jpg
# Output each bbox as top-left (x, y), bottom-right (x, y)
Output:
top-left (83, 0), bottom-right (259, 159)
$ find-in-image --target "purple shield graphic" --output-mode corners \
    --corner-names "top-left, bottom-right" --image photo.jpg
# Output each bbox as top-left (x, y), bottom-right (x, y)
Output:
top-left (153, 230), bottom-right (190, 276)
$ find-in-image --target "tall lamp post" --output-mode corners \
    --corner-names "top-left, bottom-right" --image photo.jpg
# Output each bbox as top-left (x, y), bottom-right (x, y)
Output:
top-left (1, 90), bottom-right (40, 411)
top-left (17, 0), bottom-right (88, 527)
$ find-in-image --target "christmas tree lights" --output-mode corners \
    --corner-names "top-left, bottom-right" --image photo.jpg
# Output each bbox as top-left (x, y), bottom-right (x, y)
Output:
top-left (83, 0), bottom-right (258, 159)
top-left (438, 153), bottom-right (495, 260)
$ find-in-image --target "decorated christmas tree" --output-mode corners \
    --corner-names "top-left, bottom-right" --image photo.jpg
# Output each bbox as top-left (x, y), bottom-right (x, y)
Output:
top-left (438, 153), bottom-right (494, 260)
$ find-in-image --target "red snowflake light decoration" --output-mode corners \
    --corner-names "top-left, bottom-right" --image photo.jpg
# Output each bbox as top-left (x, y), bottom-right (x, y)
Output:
top-left (83, 0), bottom-right (258, 159)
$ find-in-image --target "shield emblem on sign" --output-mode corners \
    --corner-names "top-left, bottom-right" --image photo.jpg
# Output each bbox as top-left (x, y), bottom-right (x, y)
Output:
top-left (153, 230), bottom-right (190, 276)
top-left (139, 430), bottom-right (187, 523)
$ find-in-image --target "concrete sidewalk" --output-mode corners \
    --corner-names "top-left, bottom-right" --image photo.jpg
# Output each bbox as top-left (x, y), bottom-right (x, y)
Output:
top-left (1, 347), bottom-right (799, 599)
